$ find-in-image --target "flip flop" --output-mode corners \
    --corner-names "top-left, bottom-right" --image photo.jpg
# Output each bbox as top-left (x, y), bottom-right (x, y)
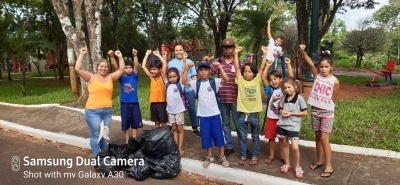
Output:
top-left (249, 159), bottom-right (258, 166)
top-left (264, 158), bottom-right (274, 164)
top-left (309, 162), bottom-right (324, 170)
top-left (321, 171), bottom-right (334, 178)
top-left (238, 158), bottom-right (246, 166)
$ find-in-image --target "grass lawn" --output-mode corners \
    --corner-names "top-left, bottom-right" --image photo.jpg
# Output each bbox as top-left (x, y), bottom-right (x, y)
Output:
top-left (1, 71), bottom-right (400, 151)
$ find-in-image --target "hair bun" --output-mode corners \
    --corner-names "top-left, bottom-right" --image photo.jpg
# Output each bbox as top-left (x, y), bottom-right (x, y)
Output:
top-left (319, 50), bottom-right (331, 56)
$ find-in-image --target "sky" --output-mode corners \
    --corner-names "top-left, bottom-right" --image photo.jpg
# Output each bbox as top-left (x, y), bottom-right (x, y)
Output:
top-left (335, 0), bottom-right (389, 30)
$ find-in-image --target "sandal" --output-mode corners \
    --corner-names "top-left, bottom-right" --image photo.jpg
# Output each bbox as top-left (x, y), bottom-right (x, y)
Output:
top-left (280, 164), bottom-right (292, 173)
top-left (321, 171), bottom-right (334, 178)
top-left (264, 157), bottom-right (274, 164)
top-left (249, 158), bottom-right (258, 166)
top-left (309, 162), bottom-right (324, 170)
top-left (238, 158), bottom-right (246, 166)
top-left (295, 167), bottom-right (304, 178)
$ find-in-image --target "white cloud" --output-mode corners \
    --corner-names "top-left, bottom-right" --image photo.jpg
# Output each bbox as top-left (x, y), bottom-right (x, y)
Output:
top-left (336, 0), bottom-right (389, 30)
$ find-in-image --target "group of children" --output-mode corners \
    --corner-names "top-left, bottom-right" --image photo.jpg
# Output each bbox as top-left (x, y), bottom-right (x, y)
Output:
top-left (107, 18), bottom-right (339, 179)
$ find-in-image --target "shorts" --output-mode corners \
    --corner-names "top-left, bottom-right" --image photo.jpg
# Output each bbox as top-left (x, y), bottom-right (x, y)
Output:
top-left (150, 102), bottom-right (168, 123)
top-left (168, 112), bottom-right (185, 125)
top-left (311, 106), bottom-right (334, 134)
top-left (121, 102), bottom-right (143, 131)
top-left (199, 115), bottom-right (225, 150)
top-left (276, 127), bottom-right (299, 140)
top-left (264, 118), bottom-right (279, 139)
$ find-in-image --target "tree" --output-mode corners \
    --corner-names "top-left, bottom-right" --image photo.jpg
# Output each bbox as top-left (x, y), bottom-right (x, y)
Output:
top-left (342, 19), bottom-right (386, 67)
top-left (174, 0), bottom-right (245, 57)
top-left (51, 0), bottom-right (105, 103)
top-left (289, 0), bottom-right (378, 50)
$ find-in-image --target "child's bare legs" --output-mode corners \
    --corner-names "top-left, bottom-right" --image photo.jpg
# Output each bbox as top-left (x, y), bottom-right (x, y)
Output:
top-left (219, 146), bottom-right (225, 157)
top-left (291, 140), bottom-right (300, 169)
top-left (172, 123), bottom-right (178, 143)
top-left (311, 131), bottom-right (324, 168)
top-left (155, 121), bottom-right (160, 128)
top-left (131, 128), bottom-right (137, 138)
top-left (160, 122), bottom-right (167, 127)
top-left (177, 124), bottom-right (184, 155)
top-left (124, 130), bottom-right (130, 144)
top-left (280, 138), bottom-right (290, 173)
top-left (264, 139), bottom-right (275, 163)
top-left (279, 139), bottom-right (285, 162)
top-left (319, 132), bottom-right (333, 176)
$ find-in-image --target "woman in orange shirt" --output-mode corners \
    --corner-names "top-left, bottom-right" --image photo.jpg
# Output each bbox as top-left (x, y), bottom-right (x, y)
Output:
top-left (75, 47), bottom-right (125, 157)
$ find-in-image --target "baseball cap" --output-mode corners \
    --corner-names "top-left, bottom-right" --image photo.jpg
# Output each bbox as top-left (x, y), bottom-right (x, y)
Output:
top-left (198, 60), bottom-right (210, 68)
top-left (222, 38), bottom-right (235, 47)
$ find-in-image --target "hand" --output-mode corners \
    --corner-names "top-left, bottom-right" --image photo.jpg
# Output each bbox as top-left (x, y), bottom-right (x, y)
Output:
top-left (132, 49), bottom-right (137, 56)
top-left (80, 47), bottom-right (88, 55)
top-left (266, 60), bottom-right (273, 67)
top-left (187, 63), bottom-right (194, 69)
top-left (280, 52), bottom-right (284, 56)
top-left (107, 50), bottom-right (114, 57)
top-left (284, 58), bottom-right (291, 64)
top-left (235, 46), bottom-right (242, 53)
top-left (183, 52), bottom-right (188, 60)
top-left (299, 44), bottom-right (306, 51)
top-left (162, 51), bottom-right (168, 56)
top-left (145, 50), bottom-right (152, 56)
top-left (261, 45), bottom-right (268, 53)
top-left (114, 50), bottom-right (122, 58)
top-left (267, 18), bottom-right (271, 24)
top-left (281, 111), bottom-right (291, 117)
top-left (203, 55), bottom-right (214, 61)
top-left (212, 61), bottom-right (220, 69)
top-left (153, 51), bottom-right (161, 56)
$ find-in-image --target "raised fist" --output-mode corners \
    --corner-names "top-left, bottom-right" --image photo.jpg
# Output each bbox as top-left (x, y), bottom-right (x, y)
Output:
top-left (107, 50), bottom-right (114, 57)
top-left (212, 61), bottom-right (220, 68)
top-left (187, 63), bottom-right (194, 69)
top-left (299, 44), bottom-right (306, 51)
top-left (183, 52), bottom-right (188, 59)
top-left (153, 51), bottom-right (160, 56)
top-left (80, 47), bottom-right (88, 55)
top-left (284, 58), bottom-right (291, 64)
top-left (114, 50), bottom-right (122, 58)
top-left (145, 50), bottom-right (152, 56)
top-left (235, 46), bottom-right (242, 53)
top-left (132, 49), bottom-right (137, 56)
top-left (261, 46), bottom-right (268, 53)
top-left (266, 60), bottom-right (273, 67)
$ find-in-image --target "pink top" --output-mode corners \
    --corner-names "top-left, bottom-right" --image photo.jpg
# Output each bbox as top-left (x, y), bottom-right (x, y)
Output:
top-left (308, 74), bottom-right (337, 110)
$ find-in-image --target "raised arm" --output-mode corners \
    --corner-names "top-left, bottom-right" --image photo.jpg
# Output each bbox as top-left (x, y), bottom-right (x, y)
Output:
top-left (132, 48), bottom-right (139, 75)
top-left (267, 18), bottom-right (272, 40)
top-left (141, 50), bottom-right (153, 79)
top-left (234, 46), bottom-right (242, 80)
top-left (284, 58), bottom-right (294, 77)
top-left (212, 62), bottom-right (229, 84)
top-left (332, 79), bottom-right (340, 102)
top-left (153, 50), bottom-right (166, 79)
top-left (181, 52), bottom-right (191, 86)
top-left (300, 44), bottom-right (318, 78)
top-left (108, 50), bottom-right (119, 71)
top-left (75, 47), bottom-right (92, 82)
top-left (261, 60), bottom-right (273, 87)
top-left (110, 50), bottom-right (125, 81)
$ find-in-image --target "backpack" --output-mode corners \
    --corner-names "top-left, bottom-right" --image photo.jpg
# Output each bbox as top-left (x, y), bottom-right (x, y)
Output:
top-left (166, 82), bottom-right (188, 111)
top-left (195, 78), bottom-right (222, 110)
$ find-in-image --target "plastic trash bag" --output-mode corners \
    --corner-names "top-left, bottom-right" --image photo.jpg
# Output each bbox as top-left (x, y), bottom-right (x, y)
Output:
top-left (125, 150), bottom-right (152, 181)
top-left (128, 137), bottom-right (141, 152)
top-left (108, 142), bottom-right (134, 161)
top-left (148, 152), bottom-right (181, 179)
top-left (141, 127), bottom-right (178, 159)
top-left (94, 146), bottom-right (122, 174)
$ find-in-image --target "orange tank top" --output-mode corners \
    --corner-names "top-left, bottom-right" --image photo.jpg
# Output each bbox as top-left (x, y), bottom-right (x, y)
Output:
top-left (149, 77), bottom-right (166, 103)
top-left (86, 76), bottom-right (113, 109)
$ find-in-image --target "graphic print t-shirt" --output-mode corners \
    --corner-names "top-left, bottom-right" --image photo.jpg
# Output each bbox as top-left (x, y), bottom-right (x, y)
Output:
top-left (118, 73), bottom-right (139, 103)
top-left (267, 88), bottom-right (283, 119)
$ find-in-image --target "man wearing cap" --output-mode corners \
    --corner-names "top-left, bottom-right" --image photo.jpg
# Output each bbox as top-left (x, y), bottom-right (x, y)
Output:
top-left (209, 38), bottom-right (244, 157)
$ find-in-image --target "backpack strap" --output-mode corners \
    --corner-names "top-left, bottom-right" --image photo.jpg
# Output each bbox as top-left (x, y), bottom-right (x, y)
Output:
top-left (209, 78), bottom-right (222, 110)
top-left (195, 79), bottom-right (201, 99)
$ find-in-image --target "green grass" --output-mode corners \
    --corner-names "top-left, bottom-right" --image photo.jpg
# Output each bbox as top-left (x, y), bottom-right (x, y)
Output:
top-left (1, 70), bottom-right (70, 79)
top-left (335, 75), bottom-right (384, 84)
top-left (1, 71), bottom-right (400, 151)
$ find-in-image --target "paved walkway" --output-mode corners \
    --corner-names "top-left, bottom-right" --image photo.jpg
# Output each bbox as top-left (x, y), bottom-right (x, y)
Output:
top-left (1, 103), bottom-right (400, 185)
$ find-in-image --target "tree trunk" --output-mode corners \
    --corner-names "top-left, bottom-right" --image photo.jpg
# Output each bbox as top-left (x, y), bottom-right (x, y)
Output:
top-left (21, 62), bottom-right (26, 96)
top-left (7, 61), bottom-right (12, 81)
top-left (67, 41), bottom-right (79, 98)
top-left (296, 0), bottom-right (311, 46)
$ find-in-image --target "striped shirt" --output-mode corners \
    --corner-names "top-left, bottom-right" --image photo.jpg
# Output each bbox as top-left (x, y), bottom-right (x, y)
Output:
top-left (210, 56), bottom-right (243, 103)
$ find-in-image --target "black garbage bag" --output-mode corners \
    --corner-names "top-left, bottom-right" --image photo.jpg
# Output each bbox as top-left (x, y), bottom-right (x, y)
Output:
top-left (127, 137), bottom-right (141, 152)
top-left (148, 152), bottom-right (181, 179)
top-left (125, 150), bottom-right (153, 181)
top-left (108, 141), bottom-right (135, 161)
top-left (94, 146), bottom-right (122, 174)
top-left (141, 127), bottom-right (178, 159)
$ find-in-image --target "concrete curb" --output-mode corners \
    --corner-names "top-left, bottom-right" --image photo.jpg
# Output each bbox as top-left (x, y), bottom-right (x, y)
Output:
top-left (0, 118), bottom-right (306, 185)
top-left (1, 102), bottom-right (400, 159)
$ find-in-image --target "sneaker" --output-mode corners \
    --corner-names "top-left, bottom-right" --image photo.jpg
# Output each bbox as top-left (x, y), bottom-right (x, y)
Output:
top-left (218, 156), bottom-right (230, 168)
top-left (203, 155), bottom-right (215, 168)
top-left (193, 129), bottom-right (201, 137)
top-left (224, 149), bottom-right (234, 157)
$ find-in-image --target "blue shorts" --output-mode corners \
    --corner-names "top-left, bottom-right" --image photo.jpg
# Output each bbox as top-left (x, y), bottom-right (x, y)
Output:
top-left (199, 115), bottom-right (225, 150)
top-left (121, 102), bottom-right (143, 131)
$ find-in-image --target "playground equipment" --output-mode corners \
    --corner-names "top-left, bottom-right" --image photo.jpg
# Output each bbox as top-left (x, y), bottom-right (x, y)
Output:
top-left (291, 46), bottom-right (304, 79)
top-left (162, 37), bottom-right (201, 61)
top-left (273, 53), bottom-right (288, 78)
top-left (244, 53), bottom-right (263, 66)
top-left (364, 60), bottom-right (399, 87)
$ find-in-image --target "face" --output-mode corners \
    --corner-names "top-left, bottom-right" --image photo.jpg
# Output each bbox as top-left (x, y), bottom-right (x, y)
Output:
top-left (174, 45), bottom-right (184, 60)
top-left (97, 62), bottom-right (109, 75)
top-left (124, 65), bottom-right (133, 75)
top-left (243, 66), bottom-right (255, 81)
top-left (223, 46), bottom-right (234, 56)
top-left (318, 60), bottom-right (333, 77)
top-left (283, 82), bottom-right (296, 96)
top-left (150, 67), bottom-right (161, 77)
top-left (275, 38), bottom-right (283, 46)
top-left (198, 67), bottom-right (210, 80)
top-left (167, 71), bottom-right (179, 84)
top-left (269, 75), bottom-right (282, 88)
